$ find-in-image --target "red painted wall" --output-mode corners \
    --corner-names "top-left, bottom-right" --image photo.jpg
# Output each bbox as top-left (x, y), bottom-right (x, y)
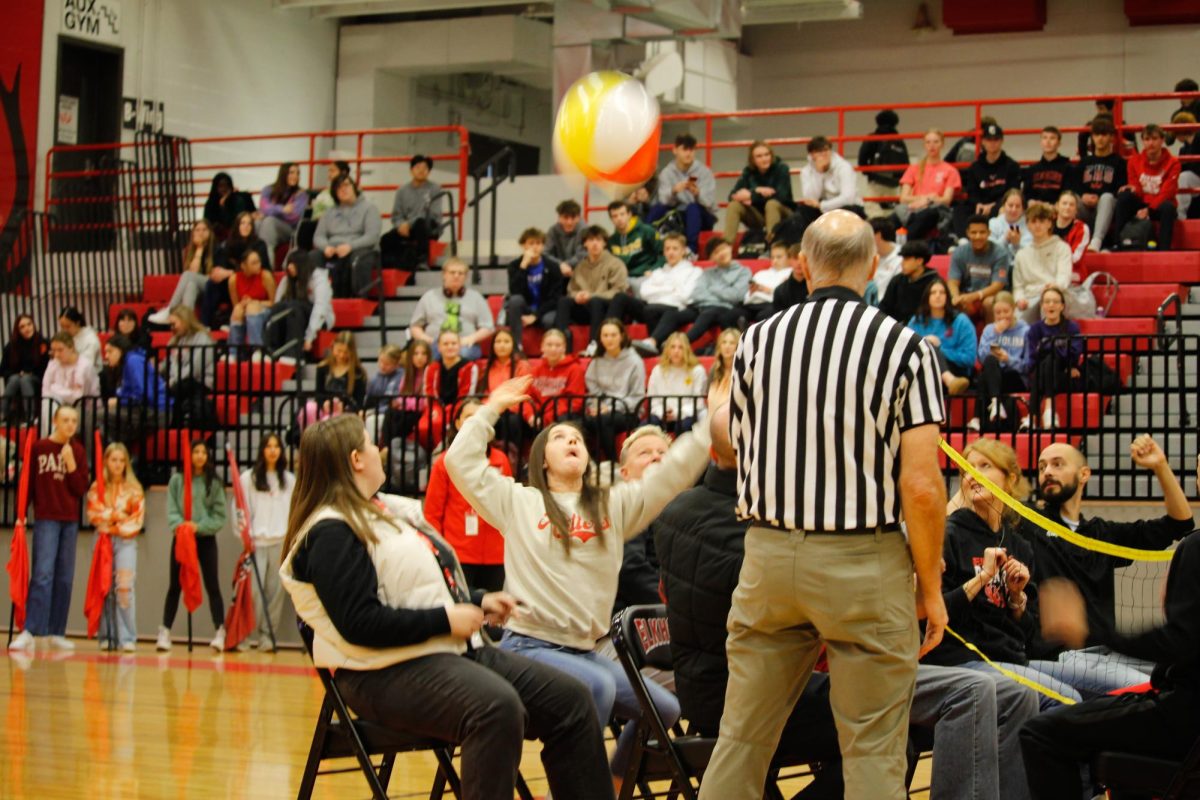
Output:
top-left (1, 0), bottom-right (45, 237)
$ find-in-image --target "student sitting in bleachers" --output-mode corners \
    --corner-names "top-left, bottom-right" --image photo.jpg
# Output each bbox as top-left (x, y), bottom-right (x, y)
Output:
top-left (1, 314), bottom-right (49, 422)
top-left (208, 212), bottom-right (269, 327)
top-left (101, 334), bottom-right (168, 450)
top-left (380, 154), bottom-right (444, 270)
top-left (57, 306), bottom-right (101, 371)
top-left (313, 175), bottom-right (381, 298)
top-left (1073, 116), bottom-right (1127, 252)
top-left (584, 319), bottom-right (645, 464)
top-left (1023, 126), bottom-right (1073, 204)
top-left (1052, 191), bottom-right (1090, 267)
top-left (202, 172), bottom-right (255, 241)
top-left (949, 214), bottom-right (1011, 323)
top-left (896, 128), bottom-right (960, 242)
top-left (622, 232), bottom-right (701, 356)
top-left (868, 219), bottom-right (904, 305)
top-left (315, 330), bottom-right (367, 414)
top-left (479, 328), bottom-right (533, 453)
top-left (425, 330), bottom-right (481, 410)
top-left (557, 226), bottom-right (629, 357)
top-left (905, 277), bottom-right (976, 397)
top-left (686, 236), bottom-right (750, 346)
top-left (1114, 123), bottom-right (1181, 251)
top-left (969, 292), bottom-right (1028, 433)
top-left (771, 242), bottom-right (809, 312)
top-left (148, 220), bottom-right (217, 326)
top-left (647, 332), bottom-right (707, 434)
top-left (42, 332), bottom-right (99, 409)
top-left (607, 201), bottom-right (661, 281)
top-left (989, 189), bottom-right (1032, 258)
top-left (529, 328), bottom-right (586, 424)
top-left (1022, 286), bottom-right (1082, 431)
top-left (956, 123), bottom-right (1023, 237)
top-left (723, 140), bottom-right (794, 245)
top-left (795, 135), bottom-right (865, 222)
top-left (227, 248), bottom-right (277, 360)
top-left (878, 240), bottom-right (938, 324)
top-left (160, 306), bottom-right (215, 429)
top-left (503, 227), bottom-right (565, 348)
top-left (545, 199), bottom-right (584, 269)
top-left (255, 162), bottom-right (308, 266)
top-left (272, 250), bottom-right (334, 360)
top-left (1013, 202), bottom-right (1072, 323)
top-left (384, 339), bottom-right (433, 444)
top-left (409, 258), bottom-right (494, 361)
top-left (708, 329), bottom-right (740, 396)
top-left (308, 160), bottom-right (349, 222)
top-left (363, 343), bottom-right (404, 445)
top-left (740, 241), bottom-right (790, 322)
top-left (649, 133), bottom-right (719, 256)
top-left (111, 308), bottom-right (152, 353)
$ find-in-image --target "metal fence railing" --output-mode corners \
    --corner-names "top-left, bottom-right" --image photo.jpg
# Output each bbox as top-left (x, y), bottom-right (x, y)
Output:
top-left (2, 331), bottom-right (1197, 526)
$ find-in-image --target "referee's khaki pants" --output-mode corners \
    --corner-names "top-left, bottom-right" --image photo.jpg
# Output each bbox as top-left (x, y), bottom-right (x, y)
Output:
top-left (698, 527), bottom-right (919, 800)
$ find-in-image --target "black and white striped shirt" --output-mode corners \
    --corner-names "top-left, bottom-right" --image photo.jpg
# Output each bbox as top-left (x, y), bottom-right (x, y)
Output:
top-left (731, 286), bottom-right (945, 531)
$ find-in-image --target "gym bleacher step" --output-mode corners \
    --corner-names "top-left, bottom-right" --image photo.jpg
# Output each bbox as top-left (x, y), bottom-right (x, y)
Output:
top-left (1140, 354), bottom-right (1199, 375)
top-left (1110, 392), bottom-right (1195, 417)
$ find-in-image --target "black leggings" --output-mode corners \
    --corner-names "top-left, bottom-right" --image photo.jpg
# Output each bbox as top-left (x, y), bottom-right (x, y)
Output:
top-left (584, 411), bottom-right (639, 462)
top-left (974, 354), bottom-right (1027, 422)
top-left (162, 534), bottom-right (225, 628)
top-left (1029, 353), bottom-right (1079, 415)
top-left (460, 564), bottom-right (506, 593)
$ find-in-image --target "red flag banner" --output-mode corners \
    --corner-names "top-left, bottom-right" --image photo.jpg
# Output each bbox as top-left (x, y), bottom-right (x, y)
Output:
top-left (223, 552), bottom-right (256, 650)
top-left (7, 430), bottom-right (36, 629)
top-left (226, 447), bottom-right (254, 555)
top-left (175, 521), bottom-right (203, 614)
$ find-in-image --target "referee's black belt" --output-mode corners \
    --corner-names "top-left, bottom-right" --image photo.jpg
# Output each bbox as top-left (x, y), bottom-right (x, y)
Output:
top-left (753, 524), bottom-right (902, 536)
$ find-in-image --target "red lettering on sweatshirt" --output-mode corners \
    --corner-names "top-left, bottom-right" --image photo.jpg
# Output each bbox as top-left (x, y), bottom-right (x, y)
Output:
top-left (971, 557), bottom-right (1008, 609)
top-left (536, 513), bottom-right (611, 544)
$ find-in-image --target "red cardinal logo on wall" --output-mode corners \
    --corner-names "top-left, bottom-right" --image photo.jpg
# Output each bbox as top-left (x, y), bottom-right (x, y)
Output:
top-left (537, 514), bottom-right (612, 544)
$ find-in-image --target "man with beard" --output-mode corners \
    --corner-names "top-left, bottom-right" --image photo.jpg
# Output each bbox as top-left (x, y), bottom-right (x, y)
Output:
top-left (1015, 438), bottom-right (1194, 695)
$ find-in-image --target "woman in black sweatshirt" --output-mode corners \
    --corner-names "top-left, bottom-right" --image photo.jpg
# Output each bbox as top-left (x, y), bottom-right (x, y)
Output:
top-left (925, 437), bottom-right (1082, 708)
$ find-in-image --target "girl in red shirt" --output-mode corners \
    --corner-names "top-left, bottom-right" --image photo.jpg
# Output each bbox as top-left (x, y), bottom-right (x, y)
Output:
top-left (529, 328), bottom-right (586, 423)
top-left (228, 248), bottom-right (277, 358)
top-left (479, 328), bottom-right (533, 450)
top-left (423, 399), bottom-right (511, 591)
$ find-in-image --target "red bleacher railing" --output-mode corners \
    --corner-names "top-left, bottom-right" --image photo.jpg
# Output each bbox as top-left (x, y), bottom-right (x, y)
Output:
top-left (583, 90), bottom-right (1200, 219)
top-left (44, 125), bottom-right (471, 240)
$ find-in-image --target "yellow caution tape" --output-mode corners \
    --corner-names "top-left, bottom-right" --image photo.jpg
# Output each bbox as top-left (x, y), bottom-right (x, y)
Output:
top-left (943, 626), bottom-right (1077, 706)
top-left (939, 439), bottom-right (1174, 563)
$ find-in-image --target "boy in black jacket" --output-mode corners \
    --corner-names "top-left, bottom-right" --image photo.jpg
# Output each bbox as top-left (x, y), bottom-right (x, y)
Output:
top-left (1073, 116), bottom-right (1128, 251)
top-left (953, 123), bottom-right (1022, 236)
top-left (878, 240), bottom-right (938, 323)
top-left (502, 227), bottom-right (565, 348)
top-left (1023, 126), bottom-right (1073, 204)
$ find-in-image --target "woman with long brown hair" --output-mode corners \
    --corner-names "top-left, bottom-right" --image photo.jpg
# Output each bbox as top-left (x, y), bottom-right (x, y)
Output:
top-left (256, 162), bottom-right (309, 263)
top-left (445, 374), bottom-right (713, 786)
top-left (148, 220), bottom-right (217, 325)
top-left (280, 413), bottom-right (614, 800)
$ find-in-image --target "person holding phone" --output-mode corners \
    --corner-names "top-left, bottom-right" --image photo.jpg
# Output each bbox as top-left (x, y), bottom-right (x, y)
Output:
top-left (970, 292), bottom-right (1029, 431)
top-left (648, 133), bottom-right (718, 255)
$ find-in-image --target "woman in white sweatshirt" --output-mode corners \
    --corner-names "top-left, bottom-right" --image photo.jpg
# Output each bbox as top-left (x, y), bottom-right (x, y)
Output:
top-left (445, 374), bottom-right (713, 785)
top-left (280, 414), bottom-right (615, 800)
top-left (236, 432), bottom-right (294, 651)
top-left (646, 331), bottom-right (707, 433)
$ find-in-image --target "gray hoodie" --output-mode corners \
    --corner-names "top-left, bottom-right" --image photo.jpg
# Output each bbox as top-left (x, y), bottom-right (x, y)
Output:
top-left (585, 346), bottom-right (645, 413)
top-left (313, 194), bottom-right (382, 252)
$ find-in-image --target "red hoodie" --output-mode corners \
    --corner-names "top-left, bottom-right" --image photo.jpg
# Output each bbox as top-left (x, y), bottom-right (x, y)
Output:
top-left (424, 446), bottom-right (510, 565)
top-left (1126, 148), bottom-right (1180, 209)
top-left (31, 436), bottom-right (88, 522)
top-left (529, 354), bottom-right (587, 423)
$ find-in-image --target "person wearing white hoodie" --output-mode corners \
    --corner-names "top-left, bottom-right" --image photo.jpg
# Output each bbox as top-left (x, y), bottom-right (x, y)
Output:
top-left (445, 373), bottom-right (714, 787)
top-left (1012, 202), bottom-right (1073, 323)
top-left (235, 433), bottom-right (294, 651)
top-left (584, 319), bottom-right (646, 463)
top-left (622, 232), bottom-right (702, 355)
top-left (798, 137), bottom-right (865, 216)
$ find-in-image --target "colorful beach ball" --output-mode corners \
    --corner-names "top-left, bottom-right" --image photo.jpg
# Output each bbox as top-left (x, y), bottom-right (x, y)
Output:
top-left (553, 72), bottom-right (661, 194)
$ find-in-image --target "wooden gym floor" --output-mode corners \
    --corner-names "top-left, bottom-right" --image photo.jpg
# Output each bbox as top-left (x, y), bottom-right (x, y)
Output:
top-left (0, 638), bottom-right (931, 799)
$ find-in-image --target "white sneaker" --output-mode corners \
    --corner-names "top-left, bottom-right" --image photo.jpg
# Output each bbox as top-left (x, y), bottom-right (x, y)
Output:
top-left (1018, 415), bottom-right (1031, 432)
top-left (147, 308), bottom-right (172, 325)
top-left (121, 642), bottom-right (137, 653)
top-left (48, 635), bottom-right (75, 651)
top-left (633, 337), bottom-right (659, 356)
top-left (1042, 408), bottom-right (1059, 429)
top-left (210, 625), bottom-right (226, 652)
top-left (8, 630), bottom-right (34, 651)
top-left (967, 417), bottom-right (981, 432)
top-left (986, 398), bottom-right (999, 422)
top-left (581, 341), bottom-right (598, 358)
top-left (156, 626), bottom-right (172, 651)
top-left (250, 351), bottom-right (264, 363)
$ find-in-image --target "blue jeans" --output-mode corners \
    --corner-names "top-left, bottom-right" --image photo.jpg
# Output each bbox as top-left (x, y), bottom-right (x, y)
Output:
top-left (98, 537), bottom-right (138, 647)
top-left (229, 308), bottom-right (272, 352)
top-left (648, 202), bottom-right (717, 254)
top-left (499, 630), bottom-right (680, 777)
top-left (1038, 646), bottom-right (1153, 697)
top-left (959, 659), bottom-right (1082, 711)
top-left (27, 519), bottom-right (80, 636)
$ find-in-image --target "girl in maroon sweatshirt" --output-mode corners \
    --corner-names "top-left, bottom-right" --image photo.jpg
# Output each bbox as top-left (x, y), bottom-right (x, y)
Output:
top-left (11, 405), bottom-right (89, 651)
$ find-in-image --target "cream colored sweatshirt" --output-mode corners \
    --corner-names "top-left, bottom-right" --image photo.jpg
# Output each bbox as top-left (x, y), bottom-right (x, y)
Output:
top-left (445, 405), bottom-right (711, 650)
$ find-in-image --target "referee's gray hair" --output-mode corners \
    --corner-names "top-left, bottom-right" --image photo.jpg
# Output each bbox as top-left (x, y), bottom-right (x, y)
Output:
top-left (801, 210), bottom-right (876, 276)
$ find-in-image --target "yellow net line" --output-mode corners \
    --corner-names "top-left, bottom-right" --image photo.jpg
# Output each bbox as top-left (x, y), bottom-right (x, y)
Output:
top-left (943, 626), bottom-right (1077, 705)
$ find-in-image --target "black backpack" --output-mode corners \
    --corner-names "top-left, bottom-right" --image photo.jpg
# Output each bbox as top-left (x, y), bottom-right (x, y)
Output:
top-left (869, 139), bottom-right (910, 187)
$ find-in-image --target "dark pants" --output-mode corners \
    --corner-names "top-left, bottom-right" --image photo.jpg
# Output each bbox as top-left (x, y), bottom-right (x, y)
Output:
top-left (268, 299), bottom-right (313, 360)
top-left (503, 295), bottom-right (558, 349)
top-left (556, 295), bottom-right (612, 346)
top-left (460, 563), bottom-right (505, 593)
top-left (611, 295), bottom-right (698, 345)
top-left (1030, 353), bottom-right (1079, 415)
top-left (380, 219), bottom-right (437, 269)
top-left (974, 354), bottom-right (1027, 424)
top-left (1114, 193), bottom-right (1177, 250)
top-left (906, 206), bottom-right (949, 240)
top-left (952, 200), bottom-right (1000, 238)
top-left (648, 202), bottom-right (717, 254)
top-left (200, 278), bottom-right (232, 327)
top-left (162, 533), bottom-right (225, 629)
top-left (688, 305), bottom-right (741, 343)
top-left (334, 648), bottom-right (615, 800)
top-left (584, 410), bottom-right (639, 461)
top-left (327, 248), bottom-right (380, 298)
top-left (739, 301), bottom-right (776, 325)
top-left (1020, 690), bottom-right (1200, 800)
top-left (931, 346), bottom-right (971, 378)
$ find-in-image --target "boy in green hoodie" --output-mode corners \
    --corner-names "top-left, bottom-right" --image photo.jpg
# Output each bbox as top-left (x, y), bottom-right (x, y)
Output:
top-left (608, 201), bottom-right (662, 279)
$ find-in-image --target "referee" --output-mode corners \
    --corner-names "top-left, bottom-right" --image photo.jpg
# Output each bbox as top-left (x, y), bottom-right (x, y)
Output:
top-left (698, 210), bottom-right (950, 800)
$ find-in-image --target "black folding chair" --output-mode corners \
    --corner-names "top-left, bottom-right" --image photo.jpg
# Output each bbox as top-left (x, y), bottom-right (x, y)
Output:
top-left (610, 605), bottom-right (828, 800)
top-left (1092, 733), bottom-right (1200, 800)
top-left (296, 619), bottom-right (462, 800)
